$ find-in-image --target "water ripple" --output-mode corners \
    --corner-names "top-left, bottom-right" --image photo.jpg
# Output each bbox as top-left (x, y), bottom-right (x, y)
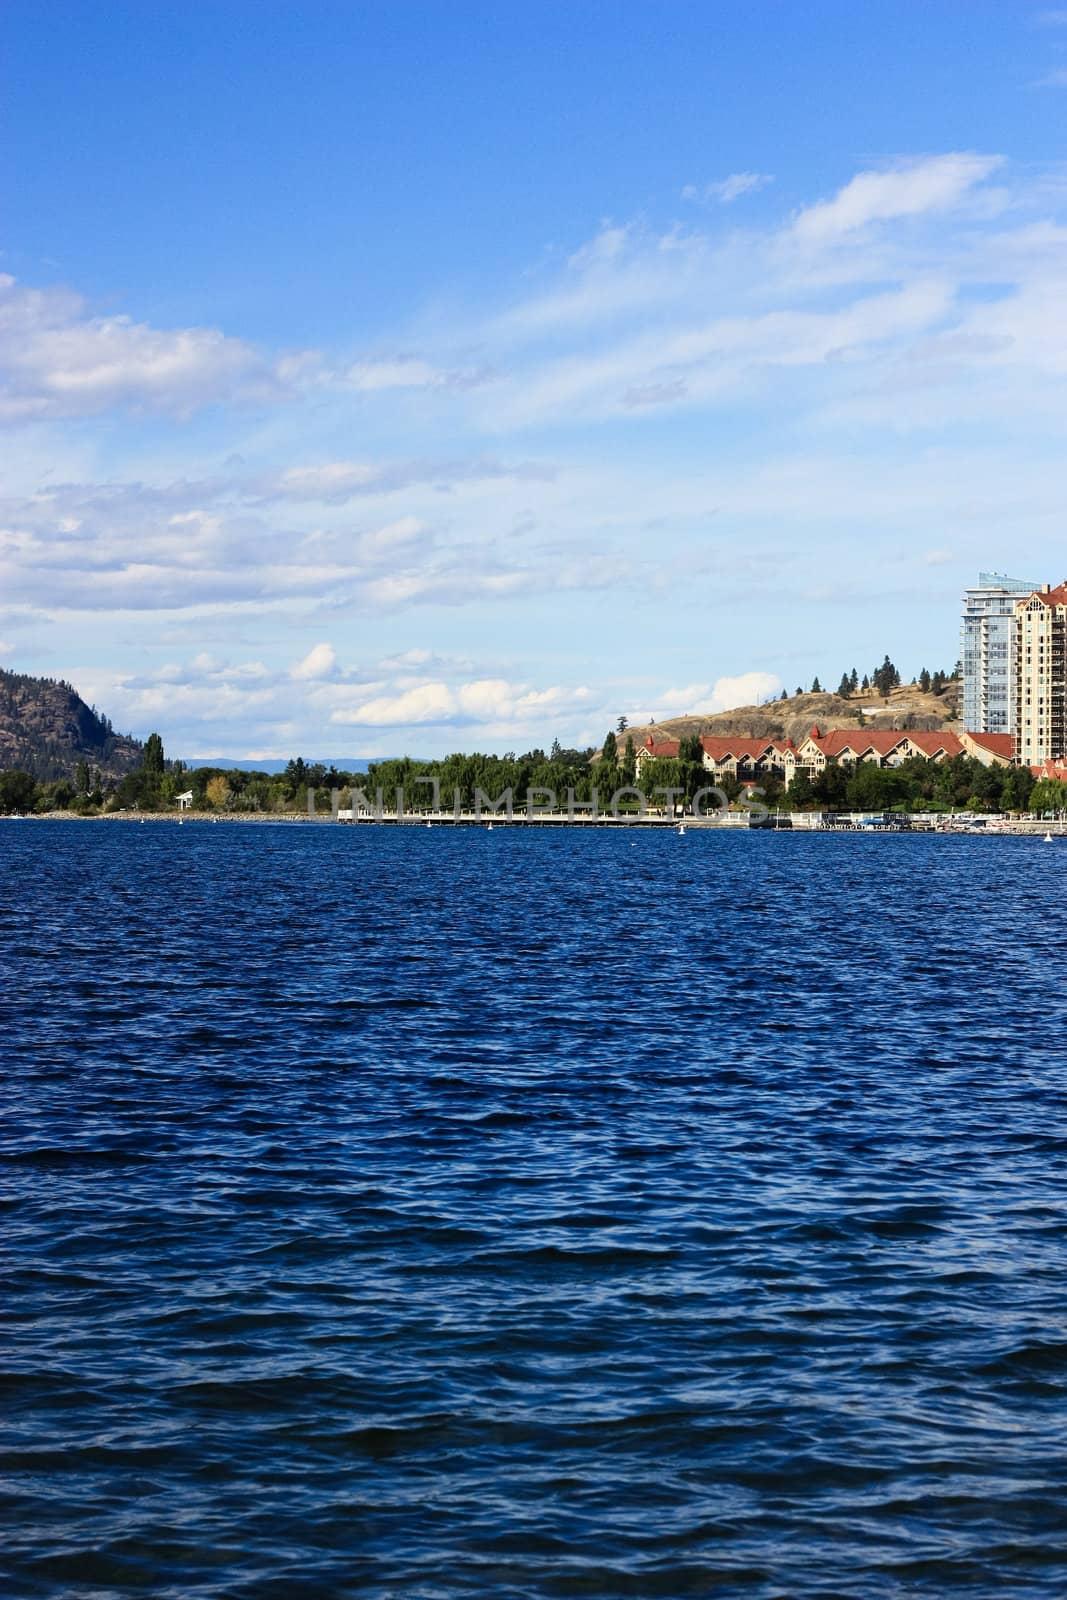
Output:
top-left (2, 822), bottom-right (1067, 1597)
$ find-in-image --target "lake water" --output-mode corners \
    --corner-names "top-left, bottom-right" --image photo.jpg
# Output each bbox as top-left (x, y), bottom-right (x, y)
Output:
top-left (3, 821), bottom-right (1067, 1598)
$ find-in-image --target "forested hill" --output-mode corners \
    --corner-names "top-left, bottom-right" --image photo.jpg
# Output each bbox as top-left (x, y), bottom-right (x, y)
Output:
top-left (0, 669), bottom-right (142, 781)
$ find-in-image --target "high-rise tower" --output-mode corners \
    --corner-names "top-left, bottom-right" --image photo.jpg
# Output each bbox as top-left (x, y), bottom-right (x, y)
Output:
top-left (961, 572), bottom-right (1041, 734)
top-left (1015, 583), bottom-right (1067, 766)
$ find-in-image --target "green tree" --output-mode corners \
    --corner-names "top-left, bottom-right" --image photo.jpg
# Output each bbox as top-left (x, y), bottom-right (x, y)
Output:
top-left (786, 770), bottom-right (817, 810)
top-left (811, 675), bottom-right (822, 693)
top-left (1000, 766), bottom-right (1034, 812)
top-left (919, 667), bottom-right (931, 693)
top-left (1029, 778), bottom-right (1067, 814)
top-left (0, 770), bottom-right (38, 813)
top-left (620, 735), bottom-right (636, 785)
top-left (616, 715), bottom-right (629, 733)
top-left (837, 673), bottom-right (851, 698)
top-left (602, 729), bottom-right (618, 768)
top-left (872, 656), bottom-right (901, 696)
top-left (677, 734), bottom-right (705, 803)
top-left (849, 667), bottom-right (859, 692)
top-left (847, 762), bottom-right (912, 811)
top-left (142, 732), bottom-right (165, 778)
top-left (813, 759), bottom-right (849, 810)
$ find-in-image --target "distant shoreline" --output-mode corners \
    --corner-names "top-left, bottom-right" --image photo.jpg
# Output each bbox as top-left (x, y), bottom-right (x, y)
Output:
top-left (6, 811), bottom-right (1065, 837)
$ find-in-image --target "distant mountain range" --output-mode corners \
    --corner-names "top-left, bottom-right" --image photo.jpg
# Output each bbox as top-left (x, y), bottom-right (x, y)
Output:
top-left (179, 757), bottom-right (378, 774)
top-left (0, 669), bottom-right (143, 781)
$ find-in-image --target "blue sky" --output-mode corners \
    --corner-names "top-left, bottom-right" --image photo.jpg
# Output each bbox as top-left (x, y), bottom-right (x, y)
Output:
top-left (3, 2), bottom-right (1067, 757)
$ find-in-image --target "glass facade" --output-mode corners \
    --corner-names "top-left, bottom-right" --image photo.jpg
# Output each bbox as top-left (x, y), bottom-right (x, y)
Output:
top-left (961, 573), bottom-right (1041, 734)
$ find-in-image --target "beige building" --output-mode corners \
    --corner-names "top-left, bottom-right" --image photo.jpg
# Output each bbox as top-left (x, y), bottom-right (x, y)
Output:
top-left (782, 727), bottom-right (968, 787)
top-left (1015, 582), bottom-right (1067, 766)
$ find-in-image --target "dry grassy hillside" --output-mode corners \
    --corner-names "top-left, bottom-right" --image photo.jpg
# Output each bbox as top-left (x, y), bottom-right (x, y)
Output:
top-left (612, 679), bottom-right (961, 752)
top-left (0, 668), bottom-right (143, 780)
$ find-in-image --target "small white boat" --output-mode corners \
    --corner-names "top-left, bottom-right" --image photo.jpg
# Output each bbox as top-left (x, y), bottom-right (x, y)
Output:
top-left (487, 822), bottom-right (494, 831)
top-left (677, 822), bottom-right (687, 836)
top-left (1044, 832), bottom-right (1055, 843)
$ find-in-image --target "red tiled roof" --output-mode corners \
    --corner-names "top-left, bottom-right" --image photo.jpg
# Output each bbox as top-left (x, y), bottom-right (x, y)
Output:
top-left (1031, 760), bottom-right (1067, 781)
top-left (1019, 581), bottom-right (1067, 609)
top-left (965, 731), bottom-right (1014, 758)
top-left (699, 736), bottom-right (794, 760)
top-left (803, 728), bottom-right (965, 759)
top-left (639, 738), bottom-right (680, 759)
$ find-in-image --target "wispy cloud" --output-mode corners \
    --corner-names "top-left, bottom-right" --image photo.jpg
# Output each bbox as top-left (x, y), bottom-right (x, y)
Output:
top-left (254, 457), bottom-right (553, 504)
top-left (682, 172), bottom-right (773, 204)
top-left (791, 154), bottom-right (1004, 244)
top-left (11, 150), bottom-right (1067, 757)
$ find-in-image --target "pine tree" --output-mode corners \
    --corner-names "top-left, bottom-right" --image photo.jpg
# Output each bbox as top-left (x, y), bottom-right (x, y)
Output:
top-left (861, 673), bottom-right (870, 691)
top-left (811, 675), bottom-right (822, 693)
top-left (919, 667), bottom-right (931, 693)
top-left (837, 673), bottom-right (851, 698)
top-left (849, 667), bottom-right (859, 692)
top-left (780, 688), bottom-right (788, 701)
top-left (142, 732), bottom-right (165, 778)
top-left (602, 730), bottom-right (618, 767)
top-left (872, 656), bottom-right (900, 696)
top-left (616, 715), bottom-right (629, 733)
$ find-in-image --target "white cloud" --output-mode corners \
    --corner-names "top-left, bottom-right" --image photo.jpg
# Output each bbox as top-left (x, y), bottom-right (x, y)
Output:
top-left (346, 357), bottom-right (444, 391)
top-left (0, 274), bottom-right (291, 421)
top-left (271, 462), bottom-right (382, 499)
top-left (291, 642), bottom-right (337, 681)
top-left (658, 682), bottom-right (715, 710)
top-left (1034, 68), bottom-right (1067, 86)
top-left (683, 172), bottom-right (773, 204)
top-left (491, 278), bottom-right (954, 427)
top-left (791, 154), bottom-right (1004, 244)
top-left (334, 681), bottom-right (456, 726)
top-left (707, 672), bottom-right (782, 711)
top-left (0, 476), bottom-right (618, 622)
top-left (343, 357), bottom-right (492, 392)
top-left (255, 457), bottom-right (554, 504)
top-left (331, 676), bottom-right (592, 729)
top-left (923, 549), bottom-right (954, 566)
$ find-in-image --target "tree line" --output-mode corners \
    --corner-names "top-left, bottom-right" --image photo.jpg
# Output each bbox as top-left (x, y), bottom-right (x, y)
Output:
top-left (2, 728), bottom-right (1064, 817)
top-left (781, 658), bottom-right (958, 700)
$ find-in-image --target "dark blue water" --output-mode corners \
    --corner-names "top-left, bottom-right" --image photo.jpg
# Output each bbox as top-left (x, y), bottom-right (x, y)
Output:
top-left (3, 822), bottom-right (1067, 1598)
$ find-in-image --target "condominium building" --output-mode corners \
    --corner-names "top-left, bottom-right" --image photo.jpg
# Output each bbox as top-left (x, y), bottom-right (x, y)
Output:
top-left (1015, 582), bottom-right (1067, 766)
top-left (961, 572), bottom-right (1042, 734)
